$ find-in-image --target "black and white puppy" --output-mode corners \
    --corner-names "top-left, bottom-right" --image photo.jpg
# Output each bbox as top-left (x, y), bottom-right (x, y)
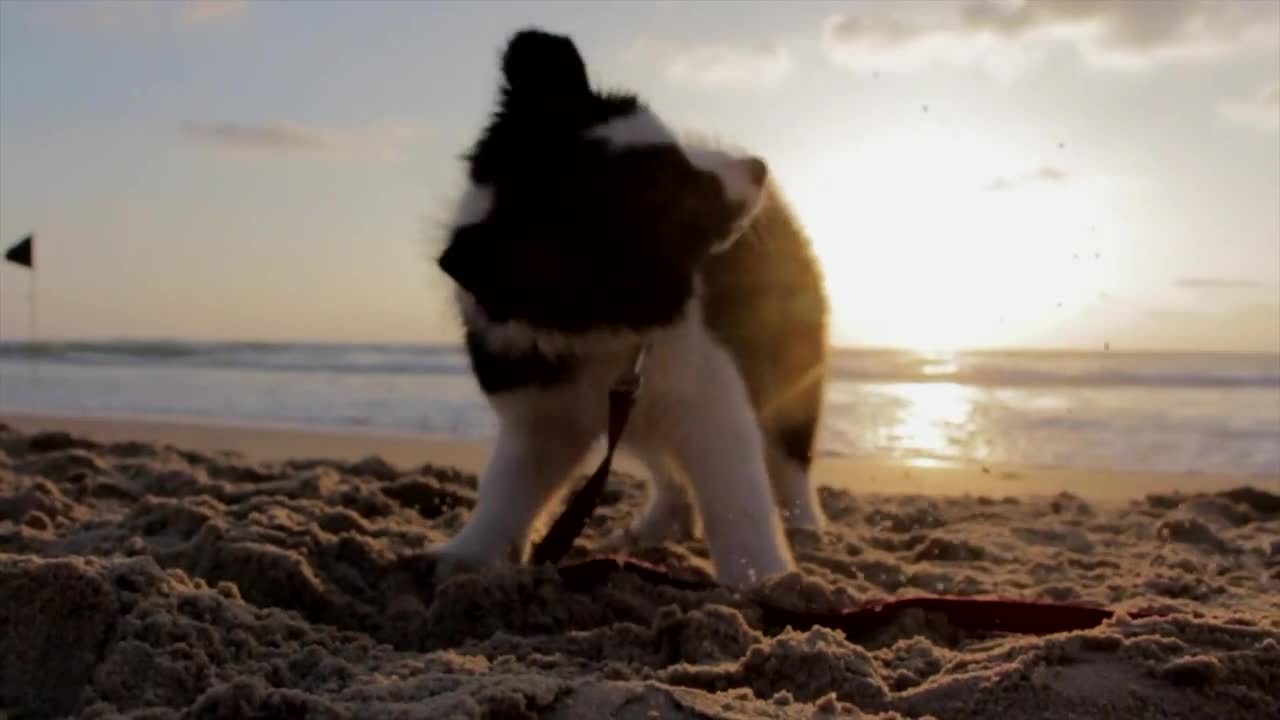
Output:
top-left (434, 28), bottom-right (829, 589)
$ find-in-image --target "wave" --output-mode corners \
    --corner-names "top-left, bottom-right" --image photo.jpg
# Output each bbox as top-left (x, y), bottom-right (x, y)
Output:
top-left (0, 340), bottom-right (473, 377)
top-left (1, 341), bottom-right (1276, 389)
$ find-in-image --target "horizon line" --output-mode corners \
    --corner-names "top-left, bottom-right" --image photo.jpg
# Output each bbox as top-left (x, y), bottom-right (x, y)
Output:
top-left (0, 335), bottom-right (1276, 358)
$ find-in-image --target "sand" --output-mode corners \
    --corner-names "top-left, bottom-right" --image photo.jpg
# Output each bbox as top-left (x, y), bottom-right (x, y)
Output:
top-left (1, 416), bottom-right (1278, 719)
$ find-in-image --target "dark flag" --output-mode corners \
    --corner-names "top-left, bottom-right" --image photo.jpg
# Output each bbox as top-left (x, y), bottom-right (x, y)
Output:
top-left (4, 234), bottom-right (33, 269)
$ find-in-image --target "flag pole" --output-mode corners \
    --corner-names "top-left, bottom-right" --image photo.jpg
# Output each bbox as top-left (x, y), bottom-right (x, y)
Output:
top-left (28, 264), bottom-right (38, 383)
top-left (29, 263), bottom-right (37, 344)
top-left (29, 238), bottom-right (38, 384)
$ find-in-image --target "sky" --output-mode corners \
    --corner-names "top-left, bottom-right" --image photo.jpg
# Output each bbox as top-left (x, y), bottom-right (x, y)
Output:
top-left (0, 0), bottom-right (1277, 353)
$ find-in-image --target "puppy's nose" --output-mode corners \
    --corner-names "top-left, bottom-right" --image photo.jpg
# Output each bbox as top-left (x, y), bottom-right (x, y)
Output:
top-left (744, 156), bottom-right (768, 186)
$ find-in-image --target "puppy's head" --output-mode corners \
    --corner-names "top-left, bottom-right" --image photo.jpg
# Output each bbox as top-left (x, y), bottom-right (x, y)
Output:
top-left (439, 28), bottom-right (769, 333)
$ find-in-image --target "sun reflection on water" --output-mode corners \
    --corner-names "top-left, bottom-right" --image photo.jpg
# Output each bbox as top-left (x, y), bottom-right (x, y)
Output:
top-left (884, 380), bottom-right (980, 467)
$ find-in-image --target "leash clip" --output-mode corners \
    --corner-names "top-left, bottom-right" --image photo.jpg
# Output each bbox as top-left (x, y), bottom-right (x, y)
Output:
top-left (612, 342), bottom-right (649, 398)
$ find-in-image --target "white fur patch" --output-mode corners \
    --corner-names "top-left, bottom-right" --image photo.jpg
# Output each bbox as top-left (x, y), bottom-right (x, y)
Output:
top-left (686, 146), bottom-right (761, 210)
top-left (588, 107), bottom-right (678, 148)
top-left (684, 144), bottom-right (767, 254)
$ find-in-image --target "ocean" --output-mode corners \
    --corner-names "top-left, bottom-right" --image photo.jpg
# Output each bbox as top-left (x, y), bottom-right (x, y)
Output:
top-left (1, 340), bottom-right (1277, 478)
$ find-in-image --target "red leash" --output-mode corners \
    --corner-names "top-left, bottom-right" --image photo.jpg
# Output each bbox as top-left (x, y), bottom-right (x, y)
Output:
top-left (554, 556), bottom-right (1150, 637)
top-left (531, 348), bottom-right (1152, 638)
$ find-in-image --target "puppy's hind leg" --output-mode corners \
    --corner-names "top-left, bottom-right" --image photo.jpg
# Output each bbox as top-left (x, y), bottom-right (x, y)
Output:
top-left (767, 442), bottom-right (826, 531)
top-left (761, 360), bottom-right (827, 530)
top-left (667, 346), bottom-right (795, 589)
top-left (602, 449), bottom-right (698, 550)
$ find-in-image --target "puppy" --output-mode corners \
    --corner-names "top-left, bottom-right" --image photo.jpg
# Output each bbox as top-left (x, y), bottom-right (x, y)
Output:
top-left (433, 28), bottom-right (829, 590)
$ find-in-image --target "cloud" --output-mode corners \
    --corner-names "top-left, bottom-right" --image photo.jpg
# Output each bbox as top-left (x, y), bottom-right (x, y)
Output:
top-left (629, 38), bottom-right (794, 90)
top-left (183, 120), bottom-right (424, 160)
top-left (824, 9), bottom-right (1037, 78)
top-left (184, 122), bottom-right (333, 152)
top-left (181, 0), bottom-right (248, 26)
top-left (1175, 277), bottom-right (1263, 291)
top-left (986, 165), bottom-right (1067, 191)
top-left (823, 0), bottom-right (1280, 77)
top-left (1217, 82), bottom-right (1280, 132)
top-left (39, 0), bottom-right (247, 31)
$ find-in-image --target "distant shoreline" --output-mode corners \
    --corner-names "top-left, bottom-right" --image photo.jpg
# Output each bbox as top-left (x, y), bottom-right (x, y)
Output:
top-left (4, 411), bottom-right (1275, 504)
top-left (2, 337), bottom-right (1279, 359)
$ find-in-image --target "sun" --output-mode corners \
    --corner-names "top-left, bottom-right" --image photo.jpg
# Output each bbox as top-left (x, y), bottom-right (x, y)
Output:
top-left (781, 124), bottom-right (1113, 352)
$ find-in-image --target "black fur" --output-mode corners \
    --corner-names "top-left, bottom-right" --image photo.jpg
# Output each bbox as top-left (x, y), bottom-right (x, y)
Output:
top-left (439, 28), bottom-right (745, 337)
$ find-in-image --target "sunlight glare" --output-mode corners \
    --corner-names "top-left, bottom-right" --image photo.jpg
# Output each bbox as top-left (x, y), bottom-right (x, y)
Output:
top-left (787, 125), bottom-right (1112, 351)
top-left (885, 381), bottom-right (981, 467)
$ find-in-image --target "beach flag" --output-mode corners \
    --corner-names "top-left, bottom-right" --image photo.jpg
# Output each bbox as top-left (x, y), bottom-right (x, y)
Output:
top-left (3, 233), bottom-right (39, 347)
top-left (4, 233), bottom-right (33, 269)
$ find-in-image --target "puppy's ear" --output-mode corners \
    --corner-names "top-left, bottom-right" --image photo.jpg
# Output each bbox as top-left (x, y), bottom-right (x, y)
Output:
top-left (501, 28), bottom-right (590, 104)
top-left (438, 225), bottom-right (503, 299)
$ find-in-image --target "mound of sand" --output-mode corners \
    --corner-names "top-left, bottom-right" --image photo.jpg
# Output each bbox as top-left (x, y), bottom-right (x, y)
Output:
top-left (1, 423), bottom-right (1277, 719)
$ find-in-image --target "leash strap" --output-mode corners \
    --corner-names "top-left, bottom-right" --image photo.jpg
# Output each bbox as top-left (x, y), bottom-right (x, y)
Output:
top-left (555, 556), bottom-right (1155, 637)
top-left (530, 344), bottom-right (649, 565)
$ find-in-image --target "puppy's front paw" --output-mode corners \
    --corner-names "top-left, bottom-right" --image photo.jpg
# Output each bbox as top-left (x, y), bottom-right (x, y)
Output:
top-left (384, 546), bottom-right (512, 622)
top-left (430, 548), bottom-right (506, 587)
top-left (426, 534), bottom-right (525, 588)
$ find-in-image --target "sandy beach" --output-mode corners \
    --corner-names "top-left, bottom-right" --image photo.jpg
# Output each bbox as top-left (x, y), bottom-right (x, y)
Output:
top-left (2, 412), bottom-right (1278, 719)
